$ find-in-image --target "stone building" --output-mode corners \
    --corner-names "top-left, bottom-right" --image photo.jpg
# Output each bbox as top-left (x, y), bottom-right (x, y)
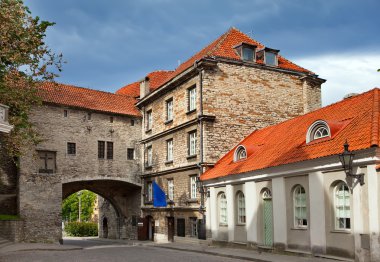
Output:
top-left (201, 89), bottom-right (380, 262)
top-left (117, 27), bottom-right (325, 242)
top-left (1, 83), bottom-right (142, 242)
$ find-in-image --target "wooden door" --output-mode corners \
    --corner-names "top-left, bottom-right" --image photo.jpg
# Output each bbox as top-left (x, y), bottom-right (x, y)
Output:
top-left (167, 217), bottom-right (174, 242)
top-left (137, 217), bottom-right (148, 241)
top-left (177, 218), bottom-right (185, 237)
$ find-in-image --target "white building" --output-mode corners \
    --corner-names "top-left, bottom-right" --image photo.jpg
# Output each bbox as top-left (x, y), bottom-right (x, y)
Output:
top-left (0, 104), bottom-right (13, 134)
top-left (202, 88), bottom-right (380, 262)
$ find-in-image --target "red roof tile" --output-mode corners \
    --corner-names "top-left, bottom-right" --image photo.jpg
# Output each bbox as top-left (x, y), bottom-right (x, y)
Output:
top-left (117, 27), bottom-right (313, 97)
top-left (201, 88), bottom-right (380, 181)
top-left (38, 82), bottom-right (141, 117)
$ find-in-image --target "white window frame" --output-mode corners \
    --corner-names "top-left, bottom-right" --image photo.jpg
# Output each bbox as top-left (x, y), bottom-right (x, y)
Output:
top-left (146, 110), bottom-right (152, 130)
top-left (166, 139), bottom-right (173, 162)
top-left (147, 182), bottom-right (153, 202)
top-left (334, 182), bottom-right (351, 230)
top-left (219, 193), bottom-right (228, 225)
top-left (168, 179), bottom-right (174, 201)
top-left (237, 191), bottom-right (246, 224)
top-left (188, 131), bottom-right (197, 156)
top-left (190, 176), bottom-right (197, 199)
top-left (234, 145), bottom-right (247, 162)
top-left (293, 185), bottom-right (308, 228)
top-left (264, 51), bottom-right (278, 66)
top-left (146, 146), bottom-right (153, 167)
top-left (306, 120), bottom-right (331, 143)
top-left (166, 98), bottom-right (173, 121)
top-left (188, 86), bottom-right (197, 112)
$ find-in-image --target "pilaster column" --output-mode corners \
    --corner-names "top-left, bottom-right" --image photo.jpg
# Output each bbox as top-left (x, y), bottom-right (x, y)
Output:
top-left (245, 181), bottom-right (258, 244)
top-left (367, 165), bottom-right (380, 261)
top-left (209, 187), bottom-right (218, 239)
top-left (226, 184), bottom-right (235, 242)
top-left (272, 177), bottom-right (287, 251)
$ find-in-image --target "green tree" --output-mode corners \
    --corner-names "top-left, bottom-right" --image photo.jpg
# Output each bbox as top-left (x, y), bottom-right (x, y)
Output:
top-left (0, 0), bottom-right (63, 159)
top-left (62, 190), bottom-right (97, 222)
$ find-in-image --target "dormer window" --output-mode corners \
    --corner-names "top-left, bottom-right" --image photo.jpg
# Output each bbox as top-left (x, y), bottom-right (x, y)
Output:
top-left (306, 120), bottom-right (331, 143)
top-left (234, 145), bottom-right (247, 161)
top-left (256, 47), bottom-right (279, 67)
top-left (234, 43), bottom-right (257, 62)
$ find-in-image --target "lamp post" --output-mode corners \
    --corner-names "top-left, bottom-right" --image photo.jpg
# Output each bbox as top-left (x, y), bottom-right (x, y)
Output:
top-left (77, 191), bottom-right (82, 222)
top-left (196, 176), bottom-right (209, 240)
top-left (338, 141), bottom-right (365, 187)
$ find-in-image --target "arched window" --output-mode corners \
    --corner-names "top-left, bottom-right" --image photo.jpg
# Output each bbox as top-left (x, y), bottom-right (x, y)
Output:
top-left (306, 120), bottom-right (331, 143)
top-left (293, 185), bottom-right (307, 227)
top-left (234, 145), bottom-right (247, 161)
top-left (219, 193), bottom-right (227, 225)
top-left (262, 188), bottom-right (272, 199)
top-left (237, 191), bottom-right (246, 224)
top-left (334, 182), bottom-right (350, 230)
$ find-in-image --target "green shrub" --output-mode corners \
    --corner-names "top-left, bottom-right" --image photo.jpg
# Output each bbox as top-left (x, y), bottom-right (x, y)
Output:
top-left (0, 214), bottom-right (21, 220)
top-left (65, 222), bottom-right (98, 237)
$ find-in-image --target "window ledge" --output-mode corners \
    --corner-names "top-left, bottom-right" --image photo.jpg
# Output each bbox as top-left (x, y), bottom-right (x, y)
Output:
top-left (165, 160), bottom-right (173, 165)
top-left (145, 165), bottom-right (153, 170)
top-left (165, 119), bottom-right (173, 125)
top-left (186, 109), bottom-right (196, 115)
top-left (144, 201), bottom-right (153, 205)
top-left (291, 227), bottom-right (308, 231)
top-left (236, 223), bottom-right (246, 226)
top-left (145, 129), bottom-right (152, 134)
top-left (187, 199), bottom-right (198, 203)
top-left (187, 155), bottom-right (197, 160)
top-left (219, 224), bottom-right (228, 227)
top-left (330, 229), bottom-right (351, 234)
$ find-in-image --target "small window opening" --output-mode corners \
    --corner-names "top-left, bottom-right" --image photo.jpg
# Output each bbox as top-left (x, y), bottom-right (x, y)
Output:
top-left (131, 119), bottom-right (135, 126)
top-left (110, 116), bottom-right (114, 123)
top-left (64, 110), bottom-right (68, 117)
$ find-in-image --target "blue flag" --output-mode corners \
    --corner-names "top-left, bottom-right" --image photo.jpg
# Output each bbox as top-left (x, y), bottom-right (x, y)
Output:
top-left (153, 181), bottom-right (167, 207)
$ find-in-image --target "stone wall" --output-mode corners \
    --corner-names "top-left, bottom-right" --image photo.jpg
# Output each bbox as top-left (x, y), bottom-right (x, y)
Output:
top-left (0, 220), bottom-right (24, 242)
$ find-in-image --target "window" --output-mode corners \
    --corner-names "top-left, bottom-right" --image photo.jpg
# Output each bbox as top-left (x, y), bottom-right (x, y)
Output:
top-left (190, 176), bottom-right (197, 199)
top-left (67, 142), bottom-right (76, 155)
top-left (146, 110), bottom-right (152, 130)
top-left (98, 141), bottom-right (105, 159)
top-left (127, 148), bottom-right (135, 160)
top-left (110, 116), bottom-right (114, 123)
top-left (265, 52), bottom-right (278, 66)
top-left (188, 131), bottom-right (197, 156)
top-left (166, 98), bottom-right (173, 122)
top-left (306, 120), bottom-right (331, 143)
top-left (146, 146), bottom-right (153, 167)
top-left (188, 86), bottom-right (196, 112)
top-left (64, 110), bottom-right (68, 117)
top-left (293, 185), bottom-right (307, 227)
top-left (234, 145), bottom-right (247, 161)
top-left (334, 182), bottom-right (351, 230)
top-left (190, 217), bottom-right (198, 237)
top-left (38, 151), bottom-right (56, 173)
top-left (87, 113), bottom-right (92, 120)
top-left (219, 193), bottom-right (227, 225)
top-left (147, 182), bottom-right (153, 202)
top-left (106, 142), bottom-right (113, 159)
top-left (131, 119), bottom-right (135, 126)
top-left (168, 179), bottom-right (174, 201)
top-left (166, 139), bottom-right (173, 162)
top-left (237, 191), bottom-right (246, 224)
top-left (242, 47), bottom-right (254, 61)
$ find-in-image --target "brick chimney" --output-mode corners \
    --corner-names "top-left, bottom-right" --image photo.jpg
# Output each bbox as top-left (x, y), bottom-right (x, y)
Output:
top-left (140, 77), bottom-right (150, 99)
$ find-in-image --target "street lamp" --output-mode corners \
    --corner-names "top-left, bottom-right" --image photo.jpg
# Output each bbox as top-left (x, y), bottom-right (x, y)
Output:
top-left (338, 141), bottom-right (365, 187)
top-left (196, 176), bottom-right (209, 240)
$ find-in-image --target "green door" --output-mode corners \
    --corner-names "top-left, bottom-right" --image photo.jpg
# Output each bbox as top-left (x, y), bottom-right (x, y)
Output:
top-left (263, 196), bottom-right (273, 247)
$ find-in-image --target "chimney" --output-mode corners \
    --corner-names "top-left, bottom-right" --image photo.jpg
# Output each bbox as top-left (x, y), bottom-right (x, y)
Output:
top-left (343, 93), bottom-right (358, 100)
top-left (140, 76), bottom-right (150, 99)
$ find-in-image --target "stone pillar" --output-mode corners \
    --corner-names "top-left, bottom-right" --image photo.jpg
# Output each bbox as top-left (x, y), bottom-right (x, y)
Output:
top-left (226, 184), bottom-right (235, 242)
top-left (209, 187), bottom-right (218, 239)
top-left (205, 187), bottom-right (212, 239)
top-left (367, 165), bottom-right (380, 261)
top-left (272, 177), bottom-right (287, 251)
top-left (308, 171), bottom-right (326, 255)
top-left (245, 181), bottom-right (258, 245)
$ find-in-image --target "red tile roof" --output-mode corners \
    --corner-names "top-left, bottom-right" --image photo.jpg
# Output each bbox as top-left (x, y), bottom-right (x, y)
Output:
top-left (201, 88), bottom-right (380, 181)
top-left (116, 70), bottom-right (173, 97)
top-left (116, 27), bottom-right (313, 97)
top-left (38, 82), bottom-right (141, 117)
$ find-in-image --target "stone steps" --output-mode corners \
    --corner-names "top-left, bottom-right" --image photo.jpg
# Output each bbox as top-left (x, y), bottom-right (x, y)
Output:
top-left (0, 237), bottom-right (13, 249)
top-left (173, 236), bottom-right (209, 246)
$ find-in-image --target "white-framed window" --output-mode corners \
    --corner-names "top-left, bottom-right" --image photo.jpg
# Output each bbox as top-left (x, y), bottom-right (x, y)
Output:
top-left (234, 145), bottom-right (247, 161)
top-left (334, 181), bottom-right (351, 230)
top-left (188, 86), bottom-right (197, 112)
top-left (188, 131), bottom-right (197, 156)
top-left (265, 51), bottom-right (278, 66)
top-left (190, 176), bottom-right (197, 199)
top-left (306, 120), bottom-right (331, 143)
top-left (242, 46), bottom-right (255, 61)
top-left (219, 193), bottom-right (227, 225)
top-left (293, 185), bottom-right (307, 228)
top-left (146, 146), bottom-right (153, 167)
top-left (166, 139), bottom-right (173, 162)
top-left (166, 98), bottom-right (173, 121)
top-left (146, 110), bottom-right (152, 130)
top-left (237, 191), bottom-right (246, 224)
top-left (147, 182), bottom-right (153, 202)
top-left (167, 179), bottom-right (174, 201)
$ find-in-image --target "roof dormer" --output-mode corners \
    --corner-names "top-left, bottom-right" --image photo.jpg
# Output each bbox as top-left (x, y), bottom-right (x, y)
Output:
top-left (234, 43), bottom-right (257, 62)
top-left (256, 47), bottom-right (280, 67)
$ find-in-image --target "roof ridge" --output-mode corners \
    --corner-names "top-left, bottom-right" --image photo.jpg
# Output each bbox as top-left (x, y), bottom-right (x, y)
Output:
top-left (43, 82), bottom-right (124, 97)
top-left (207, 27), bottom-right (235, 57)
top-left (370, 88), bottom-right (379, 146)
top-left (230, 27), bottom-right (266, 48)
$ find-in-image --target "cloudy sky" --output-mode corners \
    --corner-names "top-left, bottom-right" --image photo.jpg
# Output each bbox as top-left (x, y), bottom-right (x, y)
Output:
top-left (24, 0), bottom-right (380, 106)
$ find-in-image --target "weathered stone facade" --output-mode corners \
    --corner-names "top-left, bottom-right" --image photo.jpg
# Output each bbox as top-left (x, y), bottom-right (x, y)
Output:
top-left (16, 103), bottom-right (142, 242)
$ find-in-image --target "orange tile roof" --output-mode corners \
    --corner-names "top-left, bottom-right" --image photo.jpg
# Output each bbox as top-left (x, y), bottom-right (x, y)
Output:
top-left (117, 27), bottom-right (313, 96)
top-left (201, 88), bottom-right (380, 181)
top-left (116, 70), bottom-right (173, 97)
top-left (38, 82), bottom-right (141, 117)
